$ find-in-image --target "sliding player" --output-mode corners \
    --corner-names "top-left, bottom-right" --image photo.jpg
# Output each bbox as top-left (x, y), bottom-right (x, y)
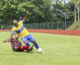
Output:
top-left (3, 34), bottom-right (33, 52)
top-left (9, 10), bottom-right (42, 53)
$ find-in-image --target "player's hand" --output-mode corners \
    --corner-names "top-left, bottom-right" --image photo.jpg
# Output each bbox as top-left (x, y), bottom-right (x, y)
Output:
top-left (3, 40), bottom-right (8, 43)
top-left (26, 10), bottom-right (29, 15)
top-left (15, 46), bottom-right (19, 50)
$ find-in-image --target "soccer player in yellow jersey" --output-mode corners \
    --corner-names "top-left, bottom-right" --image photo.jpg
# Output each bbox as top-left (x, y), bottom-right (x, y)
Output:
top-left (9, 10), bottom-right (42, 53)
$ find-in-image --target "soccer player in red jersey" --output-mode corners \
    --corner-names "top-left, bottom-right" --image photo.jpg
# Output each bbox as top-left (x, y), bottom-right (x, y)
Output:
top-left (3, 34), bottom-right (33, 52)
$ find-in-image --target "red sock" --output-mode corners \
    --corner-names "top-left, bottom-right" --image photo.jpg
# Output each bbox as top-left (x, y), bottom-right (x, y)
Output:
top-left (22, 46), bottom-right (29, 50)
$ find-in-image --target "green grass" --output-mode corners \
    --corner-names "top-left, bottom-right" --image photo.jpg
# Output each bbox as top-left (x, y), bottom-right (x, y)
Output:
top-left (67, 22), bottom-right (80, 30)
top-left (0, 32), bottom-right (80, 65)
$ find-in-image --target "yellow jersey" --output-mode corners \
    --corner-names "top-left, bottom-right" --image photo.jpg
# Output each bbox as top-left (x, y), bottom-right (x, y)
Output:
top-left (11, 20), bottom-right (29, 38)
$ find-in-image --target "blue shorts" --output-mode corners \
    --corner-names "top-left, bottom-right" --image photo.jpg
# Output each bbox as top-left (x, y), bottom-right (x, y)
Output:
top-left (21, 34), bottom-right (35, 42)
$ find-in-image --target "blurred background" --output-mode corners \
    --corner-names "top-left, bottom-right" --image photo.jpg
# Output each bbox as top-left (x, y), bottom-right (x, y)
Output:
top-left (0, 0), bottom-right (80, 30)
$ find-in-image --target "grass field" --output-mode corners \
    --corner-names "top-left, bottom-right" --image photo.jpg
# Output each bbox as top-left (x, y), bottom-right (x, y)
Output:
top-left (0, 32), bottom-right (80, 65)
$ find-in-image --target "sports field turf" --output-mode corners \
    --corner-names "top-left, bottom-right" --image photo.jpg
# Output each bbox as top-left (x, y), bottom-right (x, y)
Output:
top-left (0, 32), bottom-right (80, 65)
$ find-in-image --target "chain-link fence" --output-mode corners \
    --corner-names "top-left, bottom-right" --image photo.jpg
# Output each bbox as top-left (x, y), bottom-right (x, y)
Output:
top-left (0, 21), bottom-right (73, 30)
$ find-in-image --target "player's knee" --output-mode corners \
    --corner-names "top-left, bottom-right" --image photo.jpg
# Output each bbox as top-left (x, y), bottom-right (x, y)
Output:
top-left (24, 40), bottom-right (30, 46)
top-left (32, 41), bottom-right (36, 44)
top-left (24, 40), bottom-right (28, 44)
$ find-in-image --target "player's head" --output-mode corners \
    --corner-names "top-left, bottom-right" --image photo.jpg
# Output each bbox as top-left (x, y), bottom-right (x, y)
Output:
top-left (13, 20), bottom-right (18, 27)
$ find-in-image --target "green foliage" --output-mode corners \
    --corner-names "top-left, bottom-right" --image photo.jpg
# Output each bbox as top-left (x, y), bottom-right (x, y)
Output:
top-left (0, 0), bottom-right (35, 24)
top-left (67, 22), bottom-right (80, 30)
top-left (0, 0), bottom-right (79, 24)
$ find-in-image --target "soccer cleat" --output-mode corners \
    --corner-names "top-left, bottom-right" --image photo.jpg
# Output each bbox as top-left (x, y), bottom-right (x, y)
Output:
top-left (37, 48), bottom-right (43, 53)
top-left (27, 47), bottom-right (33, 52)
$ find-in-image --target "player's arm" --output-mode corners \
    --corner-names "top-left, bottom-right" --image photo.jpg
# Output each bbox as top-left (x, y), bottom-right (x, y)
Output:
top-left (22, 10), bottom-right (29, 23)
top-left (9, 28), bottom-right (15, 40)
top-left (9, 33), bottom-right (14, 40)
top-left (3, 39), bottom-right (10, 43)
top-left (3, 31), bottom-right (14, 43)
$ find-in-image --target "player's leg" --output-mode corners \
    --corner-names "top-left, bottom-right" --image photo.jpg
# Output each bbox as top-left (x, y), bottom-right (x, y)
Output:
top-left (21, 45), bottom-right (33, 52)
top-left (26, 34), bottom-right (39, 49)
top-left (21, 37), bottom-right (30, 46)
top-left (13, 46), bottom-right (24, 52)
top-left (31, 41), bottom-right (42, 53)
top-left (14, 46), bottom-right (32, 52)
top-left (32, 41), bottom-right (39, 49)
top-left (27, 34), bottom-right (42, 53)
top-left (21, 37), bottom-right (33, 52)
top-left (22, 46), bottom-right (29, 50)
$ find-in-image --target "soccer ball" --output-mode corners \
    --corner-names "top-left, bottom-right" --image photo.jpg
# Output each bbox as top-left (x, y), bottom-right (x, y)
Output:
top-left (37, 48), bottom-right (43, 53)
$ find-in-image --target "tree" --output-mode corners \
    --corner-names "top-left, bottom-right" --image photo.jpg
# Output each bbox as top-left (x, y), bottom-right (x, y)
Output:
top-left (30, 0), bottom-right (54, 23)
top-left (0, 0), bottom-right (55, 24)
top-left (71, 0), bottom-right (80, 22)
top-left (0, 0), bottom-right (35, 24)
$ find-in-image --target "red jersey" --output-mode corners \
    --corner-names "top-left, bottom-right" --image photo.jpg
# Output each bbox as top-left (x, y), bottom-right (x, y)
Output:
top-left (10, 38), bottom-right (22, 51)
